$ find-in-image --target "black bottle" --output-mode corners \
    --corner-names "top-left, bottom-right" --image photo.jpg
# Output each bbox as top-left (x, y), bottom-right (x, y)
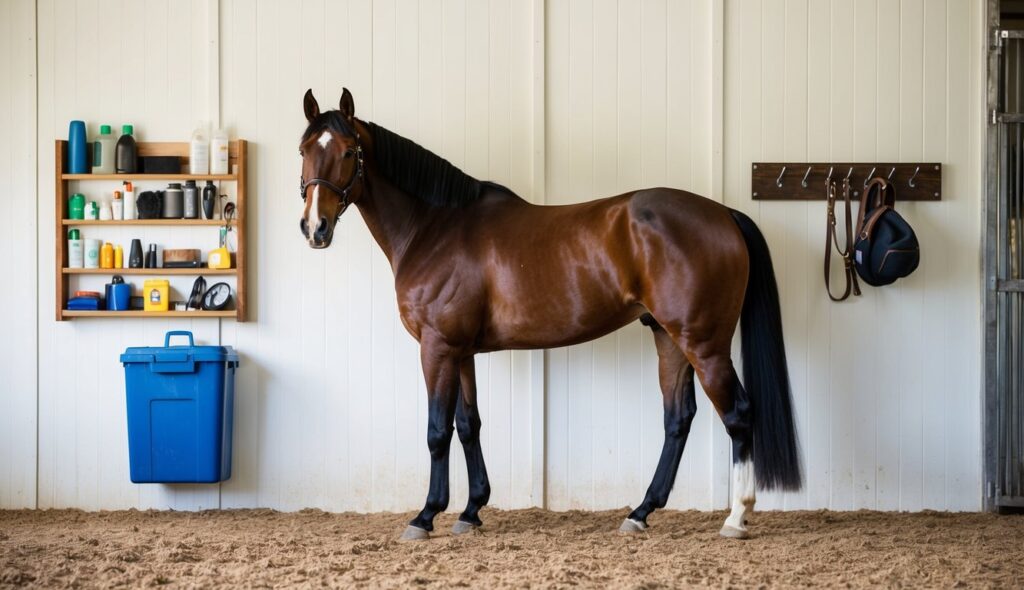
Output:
top-left (128, 239), bottom-right (143, 268)
top-left (115, 124), bottom-right (137, 174)
top-left (144, 244), bottom-right (157, 268)
top-left (202, 181), bottom-right (217, 220)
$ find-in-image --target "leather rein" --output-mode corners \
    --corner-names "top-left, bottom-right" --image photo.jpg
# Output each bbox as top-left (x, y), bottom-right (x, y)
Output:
top-left (824, 176), bottom-right (861, 302)
top-left (299, 132), bottom-right (365, 219)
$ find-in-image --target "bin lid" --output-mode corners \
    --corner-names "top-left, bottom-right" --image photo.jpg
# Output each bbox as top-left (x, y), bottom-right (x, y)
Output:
top-left (120, 331), bottom-right (239, 366)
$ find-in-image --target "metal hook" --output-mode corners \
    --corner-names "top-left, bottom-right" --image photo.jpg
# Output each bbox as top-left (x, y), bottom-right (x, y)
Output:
top-left (887, 167), bottom-right (896, 181)
top-left (863, 167), bottom-right (876, 188)
top-left (801, 166), bottom-right (812, 188)
top-left (825, 166), bottom-right (834, 184)
top-left (845, 167), bottom-right (854, 182)
top-left (908, 165), bottom-right (920, 188)
top-left (776, 166), bottom-right (787, 188)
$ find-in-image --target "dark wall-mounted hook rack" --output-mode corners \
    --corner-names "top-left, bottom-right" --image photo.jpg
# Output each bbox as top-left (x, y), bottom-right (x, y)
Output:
top-left (751, 162), bottom-right (942, 201)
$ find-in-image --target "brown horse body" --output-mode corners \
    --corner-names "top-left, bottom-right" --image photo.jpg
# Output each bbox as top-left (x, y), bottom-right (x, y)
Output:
top-left (391, 187), bottom-right (747, 356)
top-left (300, 89), bottom-right (800, 540)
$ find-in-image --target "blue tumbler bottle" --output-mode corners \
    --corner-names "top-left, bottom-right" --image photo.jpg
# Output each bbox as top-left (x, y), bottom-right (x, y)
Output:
top-left (68, 120), bottom-right (88, 174)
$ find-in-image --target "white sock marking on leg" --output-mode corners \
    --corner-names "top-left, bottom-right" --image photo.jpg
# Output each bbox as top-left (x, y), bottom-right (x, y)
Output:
top-left (724, 458), bottom-right (755, 530)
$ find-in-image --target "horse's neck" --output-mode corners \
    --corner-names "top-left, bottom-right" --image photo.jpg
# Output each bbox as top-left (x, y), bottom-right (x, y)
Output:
top-left (355, 172), bottom-right (426, 269)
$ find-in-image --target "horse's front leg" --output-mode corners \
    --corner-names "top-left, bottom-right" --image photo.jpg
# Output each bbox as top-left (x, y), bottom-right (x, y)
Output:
top-left (401, 339), bottom-right (461, 541)
top-left (453, 355), bottom-right (490, 534)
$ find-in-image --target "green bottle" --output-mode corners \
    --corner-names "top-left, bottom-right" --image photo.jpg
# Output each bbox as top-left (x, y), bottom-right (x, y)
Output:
top-left (69, 193), bottom-right (85, 219)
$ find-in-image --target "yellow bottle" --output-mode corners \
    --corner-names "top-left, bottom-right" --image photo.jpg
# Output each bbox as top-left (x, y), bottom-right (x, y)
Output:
top-left (100, 242), bottom-right (114, 269)
top-left (114, 244), bottom-right (124, 268)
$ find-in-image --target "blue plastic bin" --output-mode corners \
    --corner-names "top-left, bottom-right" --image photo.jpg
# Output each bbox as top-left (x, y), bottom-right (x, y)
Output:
top-left (120, 331), bottom-right (238, 483)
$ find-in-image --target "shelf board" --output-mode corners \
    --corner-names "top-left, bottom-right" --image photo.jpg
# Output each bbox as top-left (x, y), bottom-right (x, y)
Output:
top-left (64, 268), bottom-right (236, 275)
top-left (62, 219), bottom-right (236, 226)
top-left (62, 174), bottom-right (237, 181)
top-left (62, 310), bottom-right (237, 319)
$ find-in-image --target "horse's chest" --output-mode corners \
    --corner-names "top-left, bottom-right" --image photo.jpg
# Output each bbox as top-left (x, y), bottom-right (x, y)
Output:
top-left (395, 281), bottom-right (483, 346)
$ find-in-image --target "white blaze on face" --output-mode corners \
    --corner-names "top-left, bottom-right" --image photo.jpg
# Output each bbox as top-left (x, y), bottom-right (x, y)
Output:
top-left (724, 458), bottom-right (756, 531)
top-left (306, 132), bottom-right (332, 243)
top-left (307, 185), bottom-right (321, 242)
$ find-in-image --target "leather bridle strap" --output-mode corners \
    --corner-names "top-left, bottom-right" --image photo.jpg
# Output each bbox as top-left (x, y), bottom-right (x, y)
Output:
top-left (300, 140), bottom-right (365, 219)
top-left (824, 177), bottom-right (861, 302)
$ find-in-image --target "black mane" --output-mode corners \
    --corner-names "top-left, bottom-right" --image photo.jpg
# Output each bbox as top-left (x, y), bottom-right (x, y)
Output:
top-left (303, 111), bottom-right (502, 208)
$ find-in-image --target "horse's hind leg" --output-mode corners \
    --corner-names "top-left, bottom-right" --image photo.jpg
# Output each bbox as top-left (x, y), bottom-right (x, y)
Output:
top-left (620, 317), bottom-right (697, 532)
top-left (453, 355), bottom-right (490, 534)
top-left (687, 347), bottom-right (755, 539)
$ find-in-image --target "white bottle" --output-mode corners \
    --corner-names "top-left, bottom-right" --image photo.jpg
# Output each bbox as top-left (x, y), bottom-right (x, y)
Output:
top-left (68, 229), bottom-right (84, 268)
top-left (91, 125), bottom-right (117, 174)
top-left (99, 198), bottom-right (113, 220)
top-left (210, 128), bottom-right (229, 175)
top-left (190, 124), bottom-right (210, 175)
top-left (123, 182), bottom-right (135, 220)
top-left (112, 191), bottom-right (124, 220)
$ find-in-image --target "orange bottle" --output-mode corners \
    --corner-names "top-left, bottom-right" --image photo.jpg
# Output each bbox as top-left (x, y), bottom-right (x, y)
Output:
top-left (100, 242), bottom-right (114, 269)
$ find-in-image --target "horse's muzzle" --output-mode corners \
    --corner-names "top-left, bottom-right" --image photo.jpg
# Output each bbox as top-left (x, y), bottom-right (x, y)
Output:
top-left (301, 217), bottom-right (333, 248)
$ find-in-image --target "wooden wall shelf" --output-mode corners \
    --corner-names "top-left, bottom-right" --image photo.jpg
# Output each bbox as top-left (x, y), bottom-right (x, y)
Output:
top-left (62, 219), bottom-right (236, 226)
top-left (63, 174), bottom-right (237, 181)
top-left (63, 268), bottom-right (237, 276)
top-left (61, 310), bottom-right (237, 319)
top-left (55, 139), bottom-right (248, 321)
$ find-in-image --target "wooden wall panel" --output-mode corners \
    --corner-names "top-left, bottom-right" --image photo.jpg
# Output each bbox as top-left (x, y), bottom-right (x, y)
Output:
top-left (215, 0), bottom-right (540, 512)
top-left (722, 0), bottom-right (983, 511)
top-left (544, 0), bottom-right (727, 511)
top-left (34, 0), bottom-right (219, 511)
top-left (0, 0), bottom-right (38, 509)
top-left (23, 0), bottom-right (985, 514)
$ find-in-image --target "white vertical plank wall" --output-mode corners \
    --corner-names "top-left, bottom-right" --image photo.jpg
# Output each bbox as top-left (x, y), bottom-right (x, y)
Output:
top-left (4, 0), bottom-right (985, 513)
top-left (544, 0), bottom-right (729, 511)
top-left (722, 0), bottom-right (984, 511)
top-left (0, 0), bottom-right (38, 510)
top-left (213, 0), bottom-right (540, 512)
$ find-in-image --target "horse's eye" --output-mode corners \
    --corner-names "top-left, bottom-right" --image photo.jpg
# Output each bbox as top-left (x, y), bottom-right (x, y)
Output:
top-left (343, 149), bottom-right (355, 159)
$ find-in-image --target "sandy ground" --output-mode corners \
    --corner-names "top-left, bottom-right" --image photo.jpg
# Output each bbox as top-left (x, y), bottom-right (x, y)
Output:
top-left (1, 508), bottom-right (1023, 589)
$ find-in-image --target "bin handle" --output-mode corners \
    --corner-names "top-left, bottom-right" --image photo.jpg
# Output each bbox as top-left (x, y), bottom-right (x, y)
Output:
top-left (164, 331), bottom-right (195, 348)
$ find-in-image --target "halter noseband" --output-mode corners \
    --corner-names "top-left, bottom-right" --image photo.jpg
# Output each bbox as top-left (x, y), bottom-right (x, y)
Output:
top-left (300, 134), bottom-right (365, 218)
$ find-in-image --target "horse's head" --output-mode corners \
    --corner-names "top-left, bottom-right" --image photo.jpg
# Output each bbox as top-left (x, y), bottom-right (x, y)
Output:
top-left (299, 88), bottom-right (365, 248)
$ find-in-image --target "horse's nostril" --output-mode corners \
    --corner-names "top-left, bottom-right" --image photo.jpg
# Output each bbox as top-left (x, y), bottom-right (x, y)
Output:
top-left (300, 218), bottom-right (309, 237)
top-left (315, 217), bottom-right (329, 236)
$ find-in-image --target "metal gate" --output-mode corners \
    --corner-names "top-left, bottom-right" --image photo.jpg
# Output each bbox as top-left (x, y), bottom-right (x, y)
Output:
top-left (987, 19), bottom-right (1024, 510)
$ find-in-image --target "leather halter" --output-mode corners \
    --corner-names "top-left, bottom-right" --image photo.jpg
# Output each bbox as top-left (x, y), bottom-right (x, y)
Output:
top-left (299, 133), bottom-right (365, 219)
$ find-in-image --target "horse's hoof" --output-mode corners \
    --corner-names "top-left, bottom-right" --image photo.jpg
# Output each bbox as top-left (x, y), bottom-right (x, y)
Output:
top-left (452, 520), bottom-right (480, 535)
top-left (618, 518), bottom-right (647, 533)
top-left (400, 525), bottom-right (430, 541)
top-left (719, 524), bottom-right (749, 539)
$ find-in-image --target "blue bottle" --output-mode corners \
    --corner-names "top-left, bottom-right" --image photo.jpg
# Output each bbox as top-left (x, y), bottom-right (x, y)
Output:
top-left (68, 120), bottom-right (88, 174)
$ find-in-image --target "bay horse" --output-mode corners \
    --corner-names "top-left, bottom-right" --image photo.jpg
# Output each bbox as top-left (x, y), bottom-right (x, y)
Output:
top-left (299, 89), bottom-right (802, 541)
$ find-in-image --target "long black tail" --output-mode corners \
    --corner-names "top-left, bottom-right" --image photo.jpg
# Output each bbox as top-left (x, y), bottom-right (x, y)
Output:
top-left (730, 210), bottom-right (802, 491)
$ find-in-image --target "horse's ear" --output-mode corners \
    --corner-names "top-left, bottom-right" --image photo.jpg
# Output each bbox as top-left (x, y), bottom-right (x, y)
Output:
top-left (340, 87), bottom-right (355, 122)
top-left (304, 89), bottom-right (320, 122)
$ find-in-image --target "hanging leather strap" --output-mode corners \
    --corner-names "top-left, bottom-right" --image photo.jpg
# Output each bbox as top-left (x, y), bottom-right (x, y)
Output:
top-left (856, 177), bottom-right (894, 240)
top-left (824, 178), bottom-right (862, 302)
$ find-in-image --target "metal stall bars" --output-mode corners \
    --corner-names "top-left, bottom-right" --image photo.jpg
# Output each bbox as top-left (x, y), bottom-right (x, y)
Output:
top-left (987, 22), bottom-right (1024, 511)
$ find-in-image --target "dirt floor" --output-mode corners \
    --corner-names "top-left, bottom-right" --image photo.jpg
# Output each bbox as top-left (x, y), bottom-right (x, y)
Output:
top-left (2, 508), bottom-right (1023, 589)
